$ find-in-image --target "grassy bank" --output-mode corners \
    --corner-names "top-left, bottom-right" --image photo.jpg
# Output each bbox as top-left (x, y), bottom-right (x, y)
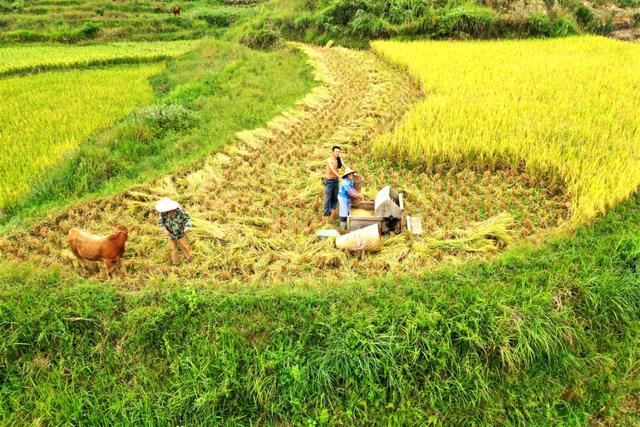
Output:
top-left (2, 40), bottom-right (314, 226)
top-left (2, 193), bottom-right (640, 424)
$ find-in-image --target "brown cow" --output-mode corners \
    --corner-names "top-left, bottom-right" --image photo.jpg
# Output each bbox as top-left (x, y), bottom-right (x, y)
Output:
top-left (68, 226), bottom-right (133, 277)
top-left (172, 6), bottom-right (180, 16)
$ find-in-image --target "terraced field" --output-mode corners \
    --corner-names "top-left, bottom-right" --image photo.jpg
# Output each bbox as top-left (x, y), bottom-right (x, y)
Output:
top-left (0, 0), bottom-right (255, 42)
top-left (0, 40), bottom-right (205, 212)
top-left (0, 44), bottom-right (569, 287)
top-left (0, 64), bottom-right (162, 208)
top-left (0, 40), bottom-right (199, 76)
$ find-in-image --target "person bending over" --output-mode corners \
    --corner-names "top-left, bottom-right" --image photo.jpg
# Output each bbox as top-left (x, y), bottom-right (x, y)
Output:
top-left (156, 197), bottom-right (192, 266)
top-left (338, 167), bottom-right (362, 230)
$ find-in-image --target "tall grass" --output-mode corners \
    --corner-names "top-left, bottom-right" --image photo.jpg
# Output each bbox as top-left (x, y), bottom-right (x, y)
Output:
top-left (0, 65), bottom-right (162, 212)
top-left (371, 36), bottom-right (640, 224)
top-left (2, 193), bottom-right (640, 424)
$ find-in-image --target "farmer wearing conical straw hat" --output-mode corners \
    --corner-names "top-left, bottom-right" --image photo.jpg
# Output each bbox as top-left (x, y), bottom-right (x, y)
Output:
top-left (338, 167), bottom-right (362, 230)
top-left (156, 197), bottom-right (192, 267)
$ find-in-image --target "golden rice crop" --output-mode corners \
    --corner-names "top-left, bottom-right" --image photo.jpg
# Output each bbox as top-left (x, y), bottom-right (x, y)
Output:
top-left (0, 64), bottom-right (162, 209)
top-left (0, 40), bottom-right (199, 77)
top-left (371, 36), bottom-right (640, 224)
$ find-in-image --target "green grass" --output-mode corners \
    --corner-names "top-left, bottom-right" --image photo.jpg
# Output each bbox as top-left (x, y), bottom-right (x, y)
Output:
top-left (2, 190), bottom-right (640, 425)
top-left (1, 39), bottom-right (315, 225)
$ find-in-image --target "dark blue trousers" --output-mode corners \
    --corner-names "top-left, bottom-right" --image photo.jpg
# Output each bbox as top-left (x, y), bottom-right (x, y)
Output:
top-left (323, 178), bottom-right (339, 216)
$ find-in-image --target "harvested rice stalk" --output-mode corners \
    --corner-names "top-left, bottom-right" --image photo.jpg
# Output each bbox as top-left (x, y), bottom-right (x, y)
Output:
top-left (416, 213), bottom-right (515, 253)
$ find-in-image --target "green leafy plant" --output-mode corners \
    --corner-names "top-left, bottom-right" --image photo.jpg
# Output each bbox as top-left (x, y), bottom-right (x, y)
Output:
top-left (575, 5), bottom-right (594, 27)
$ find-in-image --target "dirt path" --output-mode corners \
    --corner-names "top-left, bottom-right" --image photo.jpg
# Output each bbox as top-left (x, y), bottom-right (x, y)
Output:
top-left (0, 45), bottom-right (568, 288)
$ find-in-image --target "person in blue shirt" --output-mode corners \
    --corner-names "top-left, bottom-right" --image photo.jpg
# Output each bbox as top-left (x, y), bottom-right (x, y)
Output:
top-left (338, 167), bottom-right (363, 230)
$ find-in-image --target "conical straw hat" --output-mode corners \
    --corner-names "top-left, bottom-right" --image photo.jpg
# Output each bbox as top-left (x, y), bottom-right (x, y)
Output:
top-left (342, 167), bottom-right (357, 178)
top-left (155, 197), bottom-right (180, 213)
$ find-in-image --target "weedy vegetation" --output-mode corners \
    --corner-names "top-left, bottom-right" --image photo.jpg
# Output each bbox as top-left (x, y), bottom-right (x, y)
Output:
top-left (0, 0), bottom-right (258, 43)
top-left (231, 0), bottom-right (579, 48)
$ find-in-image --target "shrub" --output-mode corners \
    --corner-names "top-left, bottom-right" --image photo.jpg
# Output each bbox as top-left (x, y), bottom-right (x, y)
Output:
top-left (0, 0), bottom-right (22, 13)
top-left (633, 12), bottom-right (640, 26)
top-left (399, 10), bottom-right (440, 36)
top-left (552, 16), bottom-right (578, 36)
top-left (439, 5), bottom-right (497, 38)
top-left (575, 5), bottom-right (594, 27)
top-left (241, 25), bottom-right (283, 49)
top-left (321, 0), bottom-right (377, 26)
top-left (348, 10), bottom-right (395, 37)
top-left (386, 0), bottom-right (431, 24)
top-left (587, 16), bottom-right (614, 35)
top-left (198, 11), bottom-right (238, 27)
top-left (292, 13), bottom-right (317, 31)
top-left (525, 13), bottom-right (576, 37)
top-left (2, 30), bottom-right (46, 43)
top-left (617, 0), bottom-right (639, 8)
top-left (132, 104), bottom-right (196, 131)
top-left (79, 22), bottom-right (101, 39)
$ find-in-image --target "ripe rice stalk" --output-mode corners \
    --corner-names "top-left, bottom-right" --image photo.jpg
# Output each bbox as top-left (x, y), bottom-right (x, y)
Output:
top-left (420, 212), bottom-right (515, 253)
top-left (371, 36), bottom-right (640, 225)
top-left (0, 40), bottom-right (199, 78)
top-left (0, 65), bottom-right (162, 209)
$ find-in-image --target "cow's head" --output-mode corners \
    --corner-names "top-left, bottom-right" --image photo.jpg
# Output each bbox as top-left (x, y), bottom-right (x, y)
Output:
top-left (113, 226), bottom-right (134, 235)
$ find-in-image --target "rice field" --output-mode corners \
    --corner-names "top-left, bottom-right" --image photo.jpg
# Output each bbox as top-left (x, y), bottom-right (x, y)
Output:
top-left (0, 40), bottom-right (199, 77)
top-left (371, 36), bottom-right (640, 224)
top-left (0, 45), bottom-right (568, 287)
top-left (0, 64), bottom-right (162, 210)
